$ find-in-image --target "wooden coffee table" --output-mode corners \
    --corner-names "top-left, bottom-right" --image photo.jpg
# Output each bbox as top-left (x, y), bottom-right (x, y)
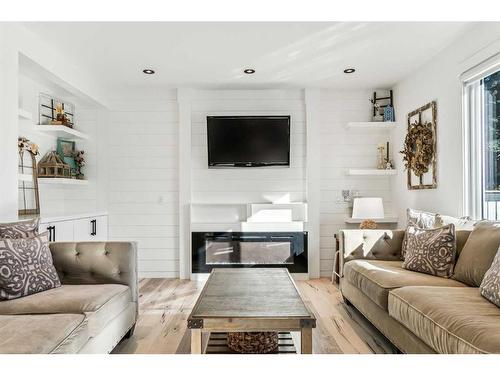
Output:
top-left (187, 268), bottom-right (316, 354)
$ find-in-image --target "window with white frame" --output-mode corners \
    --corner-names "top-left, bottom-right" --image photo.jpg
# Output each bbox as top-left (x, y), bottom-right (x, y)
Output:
top-left (464, 64), bottom-right (500, 220)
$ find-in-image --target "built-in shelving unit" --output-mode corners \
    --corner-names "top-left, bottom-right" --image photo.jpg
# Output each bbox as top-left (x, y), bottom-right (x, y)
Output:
top-left (33, 124), bottom-right (89, 141)
top-left (345, 121), bottom-right (398, 130)
top-left (18, 108), bottom-right (89, 141)
top-left (344, 216), bottom-right (398, 224)
top-left (347, 168), bottom-right (397, 176)
top-left (38, 178), bottom-right (89, 186)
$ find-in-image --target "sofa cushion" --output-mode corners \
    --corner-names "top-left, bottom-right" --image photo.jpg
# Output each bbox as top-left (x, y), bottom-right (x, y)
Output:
top-left (0, 232), bottom-right (61, 300)
top-left (0, 217), bottom-right (39, 239)
top-left (0, 313), bottom-right (88, 353)
top-left (453, 221), bottom-right (500, 286)
top-left (402, 224), bottom-right (456, 278)
top-left (388, 286), bottom-right (500, 354)
top-left (343, 260), bottom-right (466, 310)
top-left (480, 248), bottom-right (500, 307)
top-left (0, 284), bottom-right (131, 336)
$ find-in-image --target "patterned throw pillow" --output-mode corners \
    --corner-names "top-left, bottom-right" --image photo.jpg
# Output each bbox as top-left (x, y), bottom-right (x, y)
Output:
top-left (402, 209), bottom-right (442, 260)
top-left (402, 224), bottom-right (457, 278)
top-left (480, 248), bottom-right (500, 307)
top-left (407, 208), bottom-right (441, 228)
top-left (0, 218), bottom-right (39, 239)
top-left (0, 232), bottom-right (61, 300)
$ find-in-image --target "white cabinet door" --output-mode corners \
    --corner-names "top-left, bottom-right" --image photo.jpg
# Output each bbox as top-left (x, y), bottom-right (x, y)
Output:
top-left (38, 223), bottom-right (52, 237)
top-left (40, 221), bottom-right (74, 242)
top-left (74, 218), bottom-right (93, 241)
top-left (74, 216), bottom-right (108, 241)
top-left (93, 215), bottom-right (108, 241)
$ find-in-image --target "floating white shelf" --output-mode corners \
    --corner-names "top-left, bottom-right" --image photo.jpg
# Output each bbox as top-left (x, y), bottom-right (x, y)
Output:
top-left (347, 169), bottom-right (397, 176)
top-left (18, 173), bottom-right (33, 182)
top-left (346, 121), bottom-right (398, 130)
top-left (18, 108), bottom-right (33, 121)
top-left (33, 125), bottom-right (89, 141)
top-left (345, 217), bottom-right (399, 224)
top-left (38, 178), bottom-right (89, 186)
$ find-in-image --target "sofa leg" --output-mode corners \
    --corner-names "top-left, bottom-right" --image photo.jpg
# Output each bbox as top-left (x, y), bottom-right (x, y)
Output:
top-left (124, 324), bottom-right (136, 339)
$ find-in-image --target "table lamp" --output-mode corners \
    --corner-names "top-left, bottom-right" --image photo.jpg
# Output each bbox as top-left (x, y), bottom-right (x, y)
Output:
top-left (352, 197), bottom-right (384, 229)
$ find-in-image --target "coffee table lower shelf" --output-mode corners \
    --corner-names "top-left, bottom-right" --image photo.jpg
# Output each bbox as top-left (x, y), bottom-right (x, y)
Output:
top-left (206, 332), bottom-right (297, 354)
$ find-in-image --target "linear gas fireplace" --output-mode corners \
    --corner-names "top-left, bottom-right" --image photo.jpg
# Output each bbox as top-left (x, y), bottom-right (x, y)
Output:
top-left (191, 231), bottom-right (308, 273)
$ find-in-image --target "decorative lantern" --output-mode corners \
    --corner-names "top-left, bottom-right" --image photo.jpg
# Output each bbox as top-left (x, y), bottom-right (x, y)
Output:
top-left (37, 151), bottom-right (71, 178)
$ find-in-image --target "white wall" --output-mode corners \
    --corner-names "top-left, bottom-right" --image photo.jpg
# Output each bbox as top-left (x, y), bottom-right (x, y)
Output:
top-left (392, 23), bottom-right (500, 222)
top-left (106, 91), bottom-right (179, 278)
top-left (0, 26), bottom-right (19, 219)
top-left (190, 90), bottom-right (306, 204)
top-left (318, 90), bottom-right (396, 276)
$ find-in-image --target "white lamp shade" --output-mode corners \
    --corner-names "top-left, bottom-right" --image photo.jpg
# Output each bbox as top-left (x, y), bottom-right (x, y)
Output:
top-left (352, 197), bottom-right (384, 219)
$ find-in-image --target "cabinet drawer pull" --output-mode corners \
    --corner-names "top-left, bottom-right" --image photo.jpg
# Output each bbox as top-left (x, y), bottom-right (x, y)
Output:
top-left (90, 219), bottom-right (97, 236)
top-left (47, 226), bottom-right (56, 242)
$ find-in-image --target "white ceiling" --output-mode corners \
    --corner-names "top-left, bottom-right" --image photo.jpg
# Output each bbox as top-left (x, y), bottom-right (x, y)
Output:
top-left (22, 22), bottom-right (472, 91)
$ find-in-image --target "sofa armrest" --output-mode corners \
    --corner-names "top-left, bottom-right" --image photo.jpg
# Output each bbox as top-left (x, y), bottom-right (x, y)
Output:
top-left (49, 241), bottom-right (138, 305)
top-left (338, 229), bottom-right (405, 278)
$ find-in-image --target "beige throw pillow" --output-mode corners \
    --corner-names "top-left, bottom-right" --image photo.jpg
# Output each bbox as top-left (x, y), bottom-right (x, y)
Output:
top-left (406, 208), bottom-right (441, 229)
top-left (480, 248), bottom-right (500, 307)
top-left (402, 224), bottom-right (457, 278)
top-left (453, 221), bottom-right (500, 287)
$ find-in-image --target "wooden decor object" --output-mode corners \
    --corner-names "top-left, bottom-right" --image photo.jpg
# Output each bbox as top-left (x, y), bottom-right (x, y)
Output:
top-left (38, 151), bottom-right (71, 178)
top-left (18, 149), bottom-right (40, 217)
top-left (227, 332), bottom-right (279, 353)
top-left (400, 101), bottom-right (437, 190)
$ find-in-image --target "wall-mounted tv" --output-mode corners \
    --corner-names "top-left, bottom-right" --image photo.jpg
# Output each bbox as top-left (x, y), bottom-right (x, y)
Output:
top-left (207, 116), bottom-right (290, 168)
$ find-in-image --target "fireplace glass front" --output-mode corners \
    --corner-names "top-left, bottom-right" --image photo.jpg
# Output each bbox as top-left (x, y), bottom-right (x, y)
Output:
top-left (192, 232), bottom-right (307, 273)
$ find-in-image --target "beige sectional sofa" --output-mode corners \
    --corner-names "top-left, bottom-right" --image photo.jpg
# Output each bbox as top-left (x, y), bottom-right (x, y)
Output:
top-left (338, 229), bottom-right (500, 354)
top-left (0, 241), bottom-right (138, 354)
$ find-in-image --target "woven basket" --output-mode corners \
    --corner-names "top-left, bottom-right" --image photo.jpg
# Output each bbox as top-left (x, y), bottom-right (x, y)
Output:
top-left (227, 332), bottom-right (279, 354)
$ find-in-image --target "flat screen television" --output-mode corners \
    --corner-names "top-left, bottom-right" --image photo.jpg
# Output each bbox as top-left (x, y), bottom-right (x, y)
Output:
top-left (207, 116), bottom-right (290, 167)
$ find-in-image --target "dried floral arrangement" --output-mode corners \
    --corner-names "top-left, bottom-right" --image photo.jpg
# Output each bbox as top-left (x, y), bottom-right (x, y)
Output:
top-left (400, 121), bottom-right (435, 177)
top-left (72, 150), bottom-right (85, 179)
top-left (18, 137), bottom-right (39, 156)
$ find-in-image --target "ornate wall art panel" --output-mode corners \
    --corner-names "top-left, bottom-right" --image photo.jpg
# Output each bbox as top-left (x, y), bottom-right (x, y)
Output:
top-left (400, 101), bottom-right (437, 190)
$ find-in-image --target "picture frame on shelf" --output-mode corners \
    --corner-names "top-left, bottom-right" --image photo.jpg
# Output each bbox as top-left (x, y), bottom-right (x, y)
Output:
top-left (56, 138), bottom-right (77, 176)
top-left (39, 93), bottom-right (75, 128)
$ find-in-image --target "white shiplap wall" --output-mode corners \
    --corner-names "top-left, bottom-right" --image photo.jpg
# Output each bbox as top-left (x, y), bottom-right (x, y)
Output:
top-left (319, 90), bottom-right (395, 276)
top-left (106, 93), bottom-right (179, 278)
top-left (190, 90), bottom-right (307, 204)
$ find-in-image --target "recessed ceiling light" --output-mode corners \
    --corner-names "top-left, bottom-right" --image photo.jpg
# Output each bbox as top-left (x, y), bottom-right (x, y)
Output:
top-left (143, 69), bottom-right (155, 75)
top-left (243, 68), bottom-right (256, 74)
top-left (343, 68), bottom-right (356, 74)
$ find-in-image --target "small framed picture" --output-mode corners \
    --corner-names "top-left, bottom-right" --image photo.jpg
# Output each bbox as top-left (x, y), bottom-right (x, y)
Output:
top-left (39, 93), bottom-right (75, 128)
top-left (56, 138), bottom-right (77, 172)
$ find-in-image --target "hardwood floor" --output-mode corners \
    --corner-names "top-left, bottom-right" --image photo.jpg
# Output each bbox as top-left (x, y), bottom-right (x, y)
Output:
top-left (113, 278), bottom-right (398, 354)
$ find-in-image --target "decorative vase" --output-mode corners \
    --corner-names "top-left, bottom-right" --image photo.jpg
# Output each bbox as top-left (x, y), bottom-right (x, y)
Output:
top-left (373, 108), bottom-right (384, 122)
